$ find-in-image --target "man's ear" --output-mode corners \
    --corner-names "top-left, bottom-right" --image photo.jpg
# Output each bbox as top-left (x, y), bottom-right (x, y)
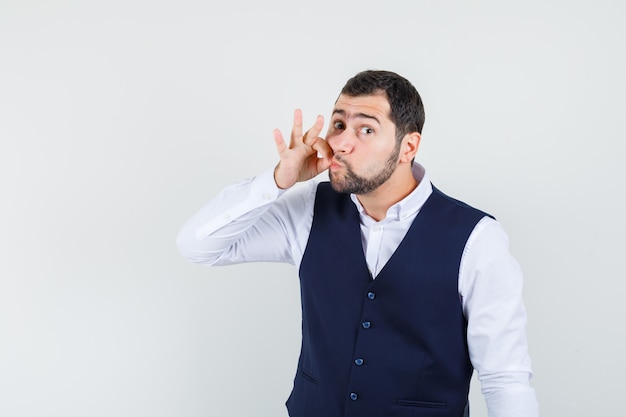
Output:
top-left (400, 132), bottom-right (421, 163)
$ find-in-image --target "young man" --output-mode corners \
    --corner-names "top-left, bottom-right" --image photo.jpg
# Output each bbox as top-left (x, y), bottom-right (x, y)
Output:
top-left (177, 70), bottom-right (539, 417)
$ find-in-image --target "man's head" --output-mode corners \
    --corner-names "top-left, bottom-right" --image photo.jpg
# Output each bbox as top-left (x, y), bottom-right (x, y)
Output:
top-left (326, 70), bottom-right (424, 197)
top-left (339, 70), bottom-right (425, 142)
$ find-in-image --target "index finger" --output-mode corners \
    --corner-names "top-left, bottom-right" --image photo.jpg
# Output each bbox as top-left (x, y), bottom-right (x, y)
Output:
top-left (312, 137), bottom-right (333, 161)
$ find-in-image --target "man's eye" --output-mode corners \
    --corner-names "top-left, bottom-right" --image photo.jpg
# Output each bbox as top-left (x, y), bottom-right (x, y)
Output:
top-left (333, 121), bottom-right (345, 129)
top-left (360, 127), bottom-right (374, 134)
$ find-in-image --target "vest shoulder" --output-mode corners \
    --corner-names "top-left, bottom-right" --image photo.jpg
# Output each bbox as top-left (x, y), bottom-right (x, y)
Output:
top-left (431, 185), bottom-right (494, 220)
top-left (316, 181), bottom-right (334, 193)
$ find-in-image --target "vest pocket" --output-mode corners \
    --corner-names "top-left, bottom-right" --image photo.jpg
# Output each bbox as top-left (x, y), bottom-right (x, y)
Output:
top-left (396, 399), bottom-right (447, 409)
top-left (286, 370), bottom-right (319, 417)
top-left (298, 369), bottom-right (319, 385)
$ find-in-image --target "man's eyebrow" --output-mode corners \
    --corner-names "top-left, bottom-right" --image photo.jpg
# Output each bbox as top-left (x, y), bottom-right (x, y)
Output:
top-left (332, 109), bottom-right (380, 124)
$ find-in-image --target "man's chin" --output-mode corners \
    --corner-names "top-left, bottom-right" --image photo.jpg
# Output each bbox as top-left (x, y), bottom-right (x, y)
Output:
top-left (329, 175), bottom-right (351, 194)
top-left (329, 180), bottom-right (346, 193)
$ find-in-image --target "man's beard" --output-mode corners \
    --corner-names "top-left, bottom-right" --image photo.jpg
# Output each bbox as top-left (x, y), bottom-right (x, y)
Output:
top-left (329, 142), bottom-right (401, 195)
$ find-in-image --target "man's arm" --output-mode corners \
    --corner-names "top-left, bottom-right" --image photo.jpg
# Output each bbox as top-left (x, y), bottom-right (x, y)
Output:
top-left (176, 168), bottom-right (294, 265)
top-left (176, 109), bottom-right (333, 266)
top-left (460, 217), bottom-right (539, 417)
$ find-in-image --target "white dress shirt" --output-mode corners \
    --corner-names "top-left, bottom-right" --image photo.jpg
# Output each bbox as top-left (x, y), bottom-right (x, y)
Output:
top-left (177, 163), bottom-right (539, 417)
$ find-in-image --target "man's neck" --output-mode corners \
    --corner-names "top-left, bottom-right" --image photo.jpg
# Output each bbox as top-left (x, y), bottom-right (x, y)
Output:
top-left (356, 167), bottom-right (418, 222)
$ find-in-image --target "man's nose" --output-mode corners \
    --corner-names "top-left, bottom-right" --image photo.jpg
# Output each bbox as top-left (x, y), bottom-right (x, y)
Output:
top-left (328, 130), bottom-right (353, 154)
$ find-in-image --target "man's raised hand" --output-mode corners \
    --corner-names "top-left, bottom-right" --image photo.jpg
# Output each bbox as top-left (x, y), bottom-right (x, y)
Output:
top-left (273, 109), bottom-right (333, 189)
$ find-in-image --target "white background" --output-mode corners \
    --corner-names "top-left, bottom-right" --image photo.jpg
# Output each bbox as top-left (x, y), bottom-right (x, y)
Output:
top-left (1, 0), bottom-right (625, 416)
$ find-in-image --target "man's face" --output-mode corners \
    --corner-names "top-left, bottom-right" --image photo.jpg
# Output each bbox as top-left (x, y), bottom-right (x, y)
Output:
top-left (326, 93), bottom-right (401, 194)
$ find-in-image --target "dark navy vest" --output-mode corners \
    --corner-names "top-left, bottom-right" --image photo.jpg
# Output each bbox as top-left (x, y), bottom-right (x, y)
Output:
top-left (286, 182), bottom-right (490, 417)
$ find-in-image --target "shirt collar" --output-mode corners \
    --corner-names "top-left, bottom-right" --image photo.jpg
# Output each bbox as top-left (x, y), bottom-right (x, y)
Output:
top-left (349, 163), bottom-right (433, 224)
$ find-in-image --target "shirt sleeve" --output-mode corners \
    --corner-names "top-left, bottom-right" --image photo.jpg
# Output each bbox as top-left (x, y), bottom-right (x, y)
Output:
top-left (176, 168), bottom-right (317, 267)
top-left (459, 217), bottom-right (540, 417)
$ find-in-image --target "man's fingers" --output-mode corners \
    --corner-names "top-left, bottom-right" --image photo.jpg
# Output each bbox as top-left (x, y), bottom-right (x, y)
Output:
top-left (312, 137), bottom-right (333, 163)
top-left (273, 129), bottom-right (287, 154)
top-left (303, 115), bottom-right (325, 147)
top-left (277, 109), bottom-right (327, 162)
top-left (291, 109), bottom-right (303, 145)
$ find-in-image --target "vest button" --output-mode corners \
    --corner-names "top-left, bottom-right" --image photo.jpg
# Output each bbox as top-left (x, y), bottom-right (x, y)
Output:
top-left (367, 292), bottom-right (376, 300)
top-left (362, 321), bottom-right (371, 329)
top-left (354, 358), bottom-right (364, 366)
top-left (350, 392), bottom-right (358, 401)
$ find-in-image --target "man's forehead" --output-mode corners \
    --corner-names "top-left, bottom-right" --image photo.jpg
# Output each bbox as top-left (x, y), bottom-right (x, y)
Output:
top-left (333, 93), bottom-right (391, 119)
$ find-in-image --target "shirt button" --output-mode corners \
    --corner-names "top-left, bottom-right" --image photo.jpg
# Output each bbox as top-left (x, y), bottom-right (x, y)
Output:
top-left (373, 225), bottom-right (381, 232)
top-left (362, 321), bottom-right (371, 329)
top-left (367, 292), bottom-right (376, 300)
top-left (350, 392), bottom-right (358, 401)
top-left (263, 193), bottom-right (272, 201)
top-left (355, 358), bottom-right (364, 366)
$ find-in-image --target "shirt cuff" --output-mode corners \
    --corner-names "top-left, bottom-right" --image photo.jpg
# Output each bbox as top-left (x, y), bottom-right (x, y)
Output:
top-left (484, 385), bottom-right (539, 417)
top-left (251, 167), bottom-right (286, 202)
